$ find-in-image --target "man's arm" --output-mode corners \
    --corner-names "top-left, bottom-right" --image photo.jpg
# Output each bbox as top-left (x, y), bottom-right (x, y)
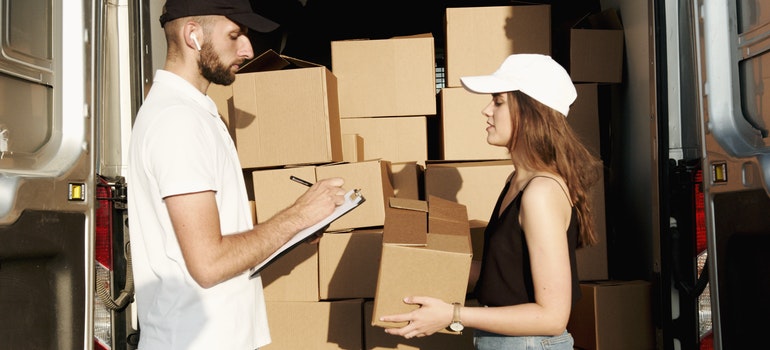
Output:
top-left (166, 177), bottom-right (345, 288)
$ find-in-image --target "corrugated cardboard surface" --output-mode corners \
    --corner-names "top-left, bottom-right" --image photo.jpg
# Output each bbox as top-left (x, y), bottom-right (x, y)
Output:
top-left (318, 229), bottom-right (382, 299)
top-left (331, 35), bottom-right (436, 118)
top-left (251, 166), bottom-right (316, 224)
top-left (232, 65), bottom-right (342, 169)
top-left (340, 116), bottom-right (428, 164)
top-left (569, 9), bottom-right (625, 83)
top-left (372, 196), bottom-right (472, 332)
top-left (341, 133), bottom-right (364, 162)
top-left (263, 299), bottom-right (364, 350)
top-left (568, 280), bottom-right (653, 350)
top-left (383, 197), bottom-right (428, 246)
top-left (439, 87), bottom-right (510, 161)
top-left (261, 242), bottom-right (319, 302)
top-left (445, 5), bottom-right (551, 87)
top-left (424, 160), bottom-right (514, 222)
top-left (575, 171), bottom-right (608, 281)
top-left (390, 161), bottom-right (424, 200)
top-left (315, 160), bottom-right (395, 231)
top-left (569, 84), bottom-right (602, 158)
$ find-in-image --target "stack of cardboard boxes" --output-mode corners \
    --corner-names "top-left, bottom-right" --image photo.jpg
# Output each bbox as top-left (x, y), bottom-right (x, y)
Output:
top-left (207, 3), bottom-right (651, 349)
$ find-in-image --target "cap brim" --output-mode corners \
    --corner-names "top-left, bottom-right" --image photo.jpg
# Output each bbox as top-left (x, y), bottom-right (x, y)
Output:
top-left (227, 12), bottom-right (280, 33)
top-left (460, 75), bottom-right (519, 94)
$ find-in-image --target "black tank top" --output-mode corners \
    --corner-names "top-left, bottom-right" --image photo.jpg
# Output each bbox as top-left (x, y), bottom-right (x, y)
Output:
top-left (474, 175), bottom-right (581, 307)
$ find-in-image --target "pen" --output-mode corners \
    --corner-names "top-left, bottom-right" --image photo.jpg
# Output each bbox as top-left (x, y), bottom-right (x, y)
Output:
top-left (290, 175), bottom-right (313, 187)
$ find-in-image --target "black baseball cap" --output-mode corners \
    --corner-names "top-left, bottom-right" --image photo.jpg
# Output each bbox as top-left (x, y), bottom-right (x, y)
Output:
top-left (159, 0), bottom-right (279, 33)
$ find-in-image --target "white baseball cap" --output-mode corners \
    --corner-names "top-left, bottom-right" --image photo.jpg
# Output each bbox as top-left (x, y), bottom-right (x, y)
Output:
top-left (460, 54), bottom-right (577, 117)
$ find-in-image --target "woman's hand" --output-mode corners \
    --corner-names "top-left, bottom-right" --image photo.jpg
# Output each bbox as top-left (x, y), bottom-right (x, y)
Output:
top-left (379, 296), bottom-right (455, 339)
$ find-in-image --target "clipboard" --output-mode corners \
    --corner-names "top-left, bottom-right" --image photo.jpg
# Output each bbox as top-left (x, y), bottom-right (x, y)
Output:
top-left (250, 188), bottom-right (366, 277)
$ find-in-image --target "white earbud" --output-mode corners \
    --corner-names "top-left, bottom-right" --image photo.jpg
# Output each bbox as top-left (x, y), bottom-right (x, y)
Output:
top-left (190, 33), bottom-right (201, 51)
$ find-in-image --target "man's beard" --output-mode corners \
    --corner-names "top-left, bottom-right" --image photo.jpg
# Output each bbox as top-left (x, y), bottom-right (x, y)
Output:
top-left (199, 43), bottom-right (238, 86)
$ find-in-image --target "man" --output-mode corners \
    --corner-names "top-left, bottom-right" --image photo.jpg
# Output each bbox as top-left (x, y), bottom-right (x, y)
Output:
top-left (127, 1), bottom-right (346, 349)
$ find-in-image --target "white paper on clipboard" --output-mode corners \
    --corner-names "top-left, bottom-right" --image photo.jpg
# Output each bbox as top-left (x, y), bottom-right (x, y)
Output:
top-left (250, 188), bottom-right (365, 278)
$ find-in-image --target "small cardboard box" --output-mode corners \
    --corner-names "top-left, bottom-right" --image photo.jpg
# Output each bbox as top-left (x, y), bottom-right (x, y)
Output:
top-left (340, 116), bottom-right (428, 165)
top-left (318, 229), bottom-right (382, 300)
top-left (444, 5), bottom-right (551, 87)
top-left (315, 160), bottom-right (395, 231)
top-left (232, 50), bottom-right (343, 168)
top-left (569, 9), bottom-right (625, 83)
top-left (331, 34), bottom-right (436, 118)
top-left (567, 280), bottom-right (654, 350)
top-left (371, 196), bottom-right (472, 332)
top-left (263, 299), bottom-right (364, 350)
top-left (439, 87), bottom-right (510, 161)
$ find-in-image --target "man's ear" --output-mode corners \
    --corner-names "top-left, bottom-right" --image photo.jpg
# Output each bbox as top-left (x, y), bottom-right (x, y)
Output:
top-left (184, 22), bottom-right (202, 52)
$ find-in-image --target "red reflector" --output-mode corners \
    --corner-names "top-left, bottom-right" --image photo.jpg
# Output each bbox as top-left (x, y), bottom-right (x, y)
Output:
top-left (95, 180), bottom-right (113, 270)
top-left (94, 339), bottom-right (110, 350)
top-left (694, 169), bottom-right (708, 253)
top-left (700, 330), bottom-right (714, 350)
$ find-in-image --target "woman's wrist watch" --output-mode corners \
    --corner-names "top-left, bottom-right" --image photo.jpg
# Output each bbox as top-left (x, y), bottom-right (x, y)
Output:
top-left (448, 302), bottom-right (464, 332)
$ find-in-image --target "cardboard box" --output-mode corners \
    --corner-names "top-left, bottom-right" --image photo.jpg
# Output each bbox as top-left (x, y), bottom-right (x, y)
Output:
top-left (371, 196), bottom-right (472, 332)
top-left (439, 87), bottom-right (510, 161)
top-left (261, 241), bottom-right (319, 302)
top-left (318, 229), bottom-right (382, 300)
top-left (364, 300), bottom-right (475, 350)
top-left (569, 9), bottom-right (625, 83)
top-left (315, 160), bottom-right (395, 231)
top-left (232, 50), bottom-right (343, 168)
top-left (251, 166), bottom-right (317, 224)
top-left (340, 116), bottom-right (429, 165)
top-left (331, 34), bottom-right (436, 118)
top-left (424, 160), bottom-right (514, 223)
top-left (444, 5), bottom-right (551, 87)
top-left (567, 280), bottom-right (654, 350)
top-left (263, 299), bottom-right (364, 350)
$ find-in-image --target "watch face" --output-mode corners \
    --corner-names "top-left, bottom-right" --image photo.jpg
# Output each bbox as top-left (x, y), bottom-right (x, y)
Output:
top-left (450, 322), bottom-right (464, 332)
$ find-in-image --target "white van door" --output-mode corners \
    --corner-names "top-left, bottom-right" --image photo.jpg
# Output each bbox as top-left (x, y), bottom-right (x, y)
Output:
top-left (694, 0), bottom-right (770, 348)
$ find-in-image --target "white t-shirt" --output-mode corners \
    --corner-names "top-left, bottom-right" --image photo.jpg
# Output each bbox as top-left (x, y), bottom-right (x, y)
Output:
top-left (127, 70), bottom-right (270, 350)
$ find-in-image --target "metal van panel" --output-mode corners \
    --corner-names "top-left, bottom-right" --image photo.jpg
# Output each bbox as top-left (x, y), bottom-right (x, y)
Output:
top-left (699, 0), bottom-right (770, 193)
top-left (0, 210), bottom-right (88, 350)
top-left (0, 0), bottom-right (90, 225)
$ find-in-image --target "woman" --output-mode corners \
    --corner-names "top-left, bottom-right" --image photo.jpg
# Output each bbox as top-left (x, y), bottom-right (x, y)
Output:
top-left (379, 54), bottom-right (602, 350)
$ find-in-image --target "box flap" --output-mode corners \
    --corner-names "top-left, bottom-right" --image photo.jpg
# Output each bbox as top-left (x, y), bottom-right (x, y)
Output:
top-left (383, 197), bottom-right (427, 246)
top-left (427, 195), bottom-right (470, 236)
top-left (389, 197), bottom-right (428, 212)
top-left (240, 49), bottom-right (322, 73)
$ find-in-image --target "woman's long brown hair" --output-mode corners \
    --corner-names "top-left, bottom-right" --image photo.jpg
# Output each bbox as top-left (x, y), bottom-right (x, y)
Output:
top-left (506, 90), bottom-right (603, 247)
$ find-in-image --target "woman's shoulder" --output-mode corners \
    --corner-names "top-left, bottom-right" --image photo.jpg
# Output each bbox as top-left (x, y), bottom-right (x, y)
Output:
top-left (522, 172), bottom-right (572, 206)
